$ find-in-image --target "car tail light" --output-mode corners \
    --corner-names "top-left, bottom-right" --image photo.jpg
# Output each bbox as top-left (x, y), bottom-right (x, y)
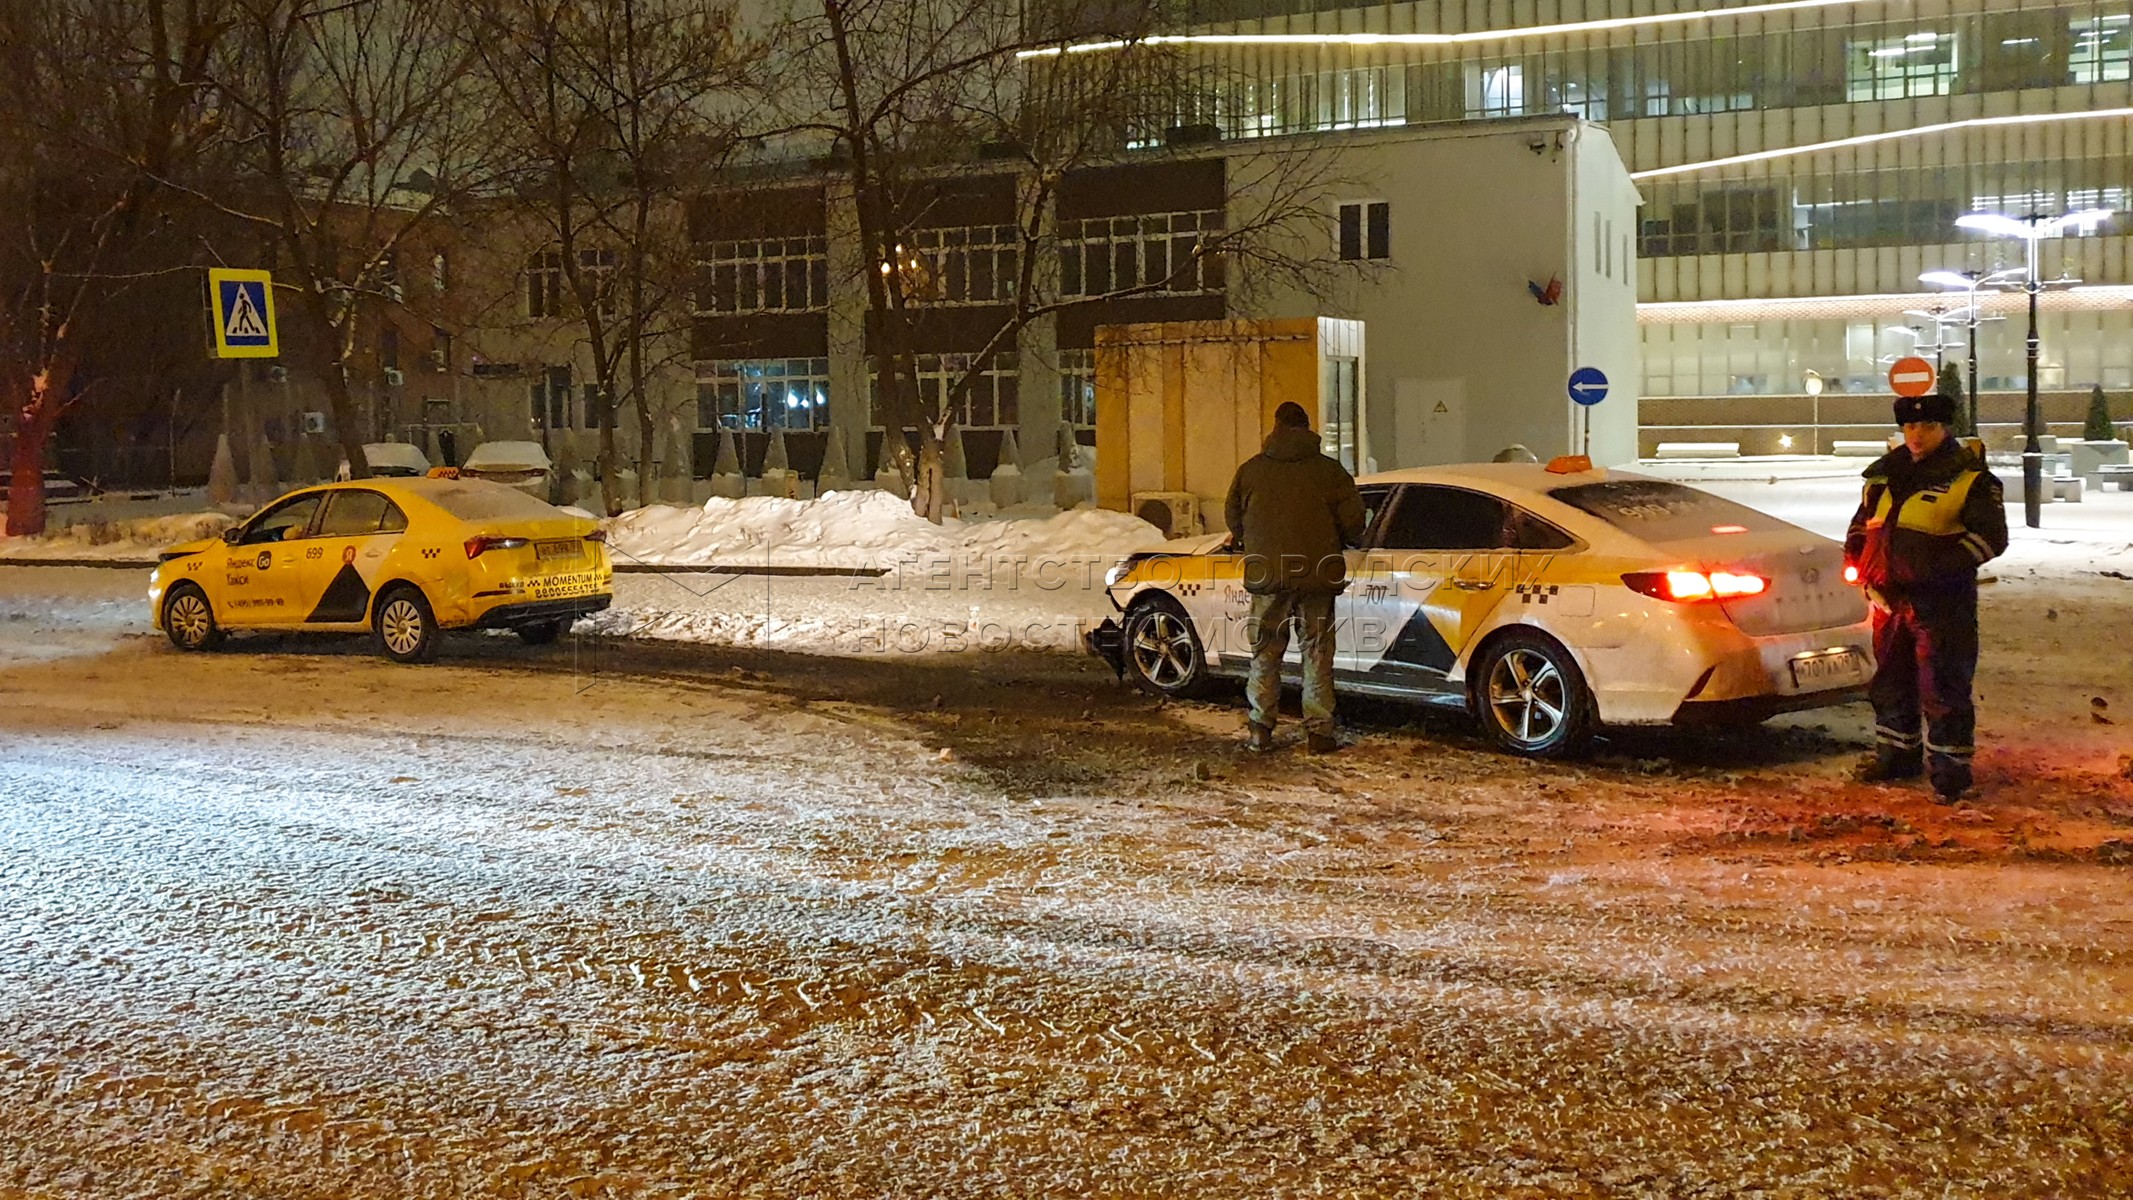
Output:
top-left (465, 534), bottom-right (530, 559)
top-left (1843, 564), bottom-right (1860, 585)
top-left (1622, 570), bottom-right (1768, 602)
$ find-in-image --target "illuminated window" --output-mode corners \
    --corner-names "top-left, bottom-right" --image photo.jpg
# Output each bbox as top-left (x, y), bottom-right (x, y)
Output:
top-left (697, 358), bottom-right (830, 431)
top-left (1846, 31), bottom-right (1958, 101)
top-left (1059, 211), bottom-right (1224, 297)
top-left (1468, 64), bottom-right (1524, 117)
top-left (697, 237), bottom-right (830, 314)
top-left (2072, 15), bottom-right (2132, 83)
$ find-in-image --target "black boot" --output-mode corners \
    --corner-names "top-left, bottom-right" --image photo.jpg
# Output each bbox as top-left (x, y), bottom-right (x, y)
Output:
top-left (1928, 760), bottom-right (1973, 803)
top-left (1246, 722), bottom-right (1276, 753)
top-left (1852, 748), bottom-right (1922, 783)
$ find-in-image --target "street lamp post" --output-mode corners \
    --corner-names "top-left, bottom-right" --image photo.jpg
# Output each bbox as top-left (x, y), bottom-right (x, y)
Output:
top-left (1918, 268), bottom-right (2013, 438)
top-left (1949, 209), bottom-right (2112, 529)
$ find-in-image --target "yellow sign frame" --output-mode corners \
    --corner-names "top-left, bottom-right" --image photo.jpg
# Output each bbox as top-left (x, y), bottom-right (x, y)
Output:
top-left (208, 267), bottom-right (279, 359)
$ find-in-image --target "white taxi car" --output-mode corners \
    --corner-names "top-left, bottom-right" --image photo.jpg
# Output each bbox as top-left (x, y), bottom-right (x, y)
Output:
top-left (151, 476), bottom-right (612, 663)
top-left (1087, 460), bottom-right (1873, 757)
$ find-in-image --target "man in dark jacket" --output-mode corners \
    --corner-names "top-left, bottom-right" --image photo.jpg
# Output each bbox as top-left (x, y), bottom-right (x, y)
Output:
top-left (1844, 391), bottom-right (2008, 800)
top-left (1223, 401), bottom-right (1367, 753)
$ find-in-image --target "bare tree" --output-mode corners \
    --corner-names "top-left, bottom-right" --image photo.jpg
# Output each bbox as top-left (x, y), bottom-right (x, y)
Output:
top-left (0, 0), bottom-right (230, 535)
top-left (471, 0), bottom-right (752, 512)
top-left (773, 0), bottom-right (1347, 521)
top-left (194, 0), bottom-right (491, 481)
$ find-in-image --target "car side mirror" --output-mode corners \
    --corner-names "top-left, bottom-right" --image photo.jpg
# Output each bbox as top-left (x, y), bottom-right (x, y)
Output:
top-left (222, 526), bottom-right (243, 545)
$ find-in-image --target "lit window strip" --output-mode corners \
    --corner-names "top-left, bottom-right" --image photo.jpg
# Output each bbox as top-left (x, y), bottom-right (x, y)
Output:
top-left (1018, 0), bottom-right (1876, 58)
top-left (1638, 286), bottom-right (2133, 324)
top-left (1633, 108), bottom-right (2133, 179)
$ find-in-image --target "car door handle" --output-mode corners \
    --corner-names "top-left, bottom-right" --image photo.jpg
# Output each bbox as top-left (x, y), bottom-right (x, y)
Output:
top-left (1448, 579), bottom-right (1495, 591)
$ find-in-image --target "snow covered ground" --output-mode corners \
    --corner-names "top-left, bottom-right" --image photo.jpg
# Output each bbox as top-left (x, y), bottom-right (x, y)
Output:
top-left (1, 555), bottom-right (2130, 1195)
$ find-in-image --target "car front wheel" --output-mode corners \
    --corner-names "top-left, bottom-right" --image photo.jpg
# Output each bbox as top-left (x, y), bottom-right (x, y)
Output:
top-left (1474, 630), bottom-right (1595, 758)
top-left (1122, 599), bottom-right (1213, 698)
top-left (374, 586), bottom-right (440, 664)
top-left (163, 584), bottom-right (223, 652)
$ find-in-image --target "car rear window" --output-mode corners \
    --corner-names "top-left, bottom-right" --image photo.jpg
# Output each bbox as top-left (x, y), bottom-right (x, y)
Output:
top-left (1548, 480), bottom-right (1789, 543)
top-left (423, 482), bottom-right (567, 523)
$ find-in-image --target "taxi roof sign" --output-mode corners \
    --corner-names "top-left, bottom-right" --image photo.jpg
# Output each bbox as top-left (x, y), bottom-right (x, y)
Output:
top-left (208, 268), bottom-right (279, 359)
top-left (1545, 454), bottom-right (1594, 474)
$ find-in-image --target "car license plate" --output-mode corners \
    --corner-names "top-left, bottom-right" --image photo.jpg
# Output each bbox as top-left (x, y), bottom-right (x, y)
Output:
top-left (535, 539), bottom-right (581, 561)
top-left (1790, 649), bottom-right (1865, 690)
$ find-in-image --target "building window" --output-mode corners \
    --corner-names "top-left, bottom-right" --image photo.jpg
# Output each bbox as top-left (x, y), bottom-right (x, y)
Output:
top-left (870, 353), bottom-right (1019, 430)
top-left (697, 358), bottom-right (830, 431)
top-left (1846, 31), bottom-right (1958, 101)
top-left (1467, 64), bottom-right (1523, 117)
top-left (578, 384), bottom-right (608, 430)
top-left (431, 251), bottom-right (450, 295)
top-left (2072, 15), bottom-right (2133, 83)
top-left (533, 365), bottom-right (573, 430)
top-left (1059, 349), bottom-right (1096, 427)
top-left (526, 250), bottom-right (567, 318)
top-left (430, 327), bottom-right (451, 373)
top-left (1059, 211), bottom-right (1224, 297)
top-left (697, 237), bottom-right (829, 314)
top-left (378, 325), bottom-right (400, 371)
top-left (577, 249), bottom-right (617, 319)
top-left (1337, 202), bottom-right (1389, 261)
top-left (900, 226), bottom-right (1021, 305)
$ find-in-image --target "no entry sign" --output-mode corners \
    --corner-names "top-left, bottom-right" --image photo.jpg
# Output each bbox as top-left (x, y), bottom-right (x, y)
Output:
top-left (1888, 356), bottom-right (1936, 398)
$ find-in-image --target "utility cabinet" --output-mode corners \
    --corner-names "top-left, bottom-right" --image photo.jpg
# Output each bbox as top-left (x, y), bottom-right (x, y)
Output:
top-left (1094, 317), bottom-right (1365, 536)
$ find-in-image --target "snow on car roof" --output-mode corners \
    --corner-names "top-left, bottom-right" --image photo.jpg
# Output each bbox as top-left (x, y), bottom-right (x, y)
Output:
top-left (362, 442), bottom-right (430, 471)
top-left (460, 440), bottom-right (552, 470)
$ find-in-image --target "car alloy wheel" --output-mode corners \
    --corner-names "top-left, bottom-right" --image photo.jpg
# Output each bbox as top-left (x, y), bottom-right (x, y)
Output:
top-left (374, 587), bottom-right (438, 664)
top-left (1123, 601), bottom-right (1211, 698)
top-left (1477, 632), bottom-right (1594, 758)
top-left (164, 586), bottom-right (221, 651)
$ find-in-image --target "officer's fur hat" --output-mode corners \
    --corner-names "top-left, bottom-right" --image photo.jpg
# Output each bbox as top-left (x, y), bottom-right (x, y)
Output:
top-left (1893, 392), bottom-right (1956, 425)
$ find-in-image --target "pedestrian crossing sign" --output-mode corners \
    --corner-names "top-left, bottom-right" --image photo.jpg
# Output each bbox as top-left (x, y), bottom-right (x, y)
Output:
top-left (208, 268), bottom-right (278, 358)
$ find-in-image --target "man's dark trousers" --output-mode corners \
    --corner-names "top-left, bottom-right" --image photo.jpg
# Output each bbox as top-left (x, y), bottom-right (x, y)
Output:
top-left (1869, 590), bottom-right (1978, 791)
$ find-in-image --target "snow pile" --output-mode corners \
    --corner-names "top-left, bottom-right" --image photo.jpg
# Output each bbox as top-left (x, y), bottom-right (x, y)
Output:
top-left (0, 511), bottom-right (236, 560)
top-left (602, 489), bottom-right (1167, 570)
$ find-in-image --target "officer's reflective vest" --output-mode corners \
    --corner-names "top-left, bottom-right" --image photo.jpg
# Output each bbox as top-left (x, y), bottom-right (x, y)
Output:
top-left (1854, 442), bottom-right (1998, 592)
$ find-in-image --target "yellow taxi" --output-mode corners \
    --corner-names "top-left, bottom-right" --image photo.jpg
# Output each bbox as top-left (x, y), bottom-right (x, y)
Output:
top-left (151, 476), bottom-right (613, 662)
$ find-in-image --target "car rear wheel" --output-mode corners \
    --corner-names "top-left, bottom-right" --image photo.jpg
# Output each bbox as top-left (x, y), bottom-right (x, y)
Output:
top-left (374, 586), bottom-right (439, 664)
top-left (515, 619), bottom-right (565, 645)
top-left (1475, 630), bottom-right (1594, 758)
top-left (163, 584), bottom-right (222, 652)
top-left (1122, 598), bottom-right (1213, 699)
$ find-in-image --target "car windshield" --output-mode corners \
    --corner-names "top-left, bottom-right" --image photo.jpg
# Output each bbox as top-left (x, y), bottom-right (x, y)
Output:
top-left (423, 481), bottom-right (567, 523)
top-left (1548, 479), bottom-right (1790, 543)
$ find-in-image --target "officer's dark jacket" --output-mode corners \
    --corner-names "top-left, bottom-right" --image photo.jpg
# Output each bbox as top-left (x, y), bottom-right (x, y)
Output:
top-left (1223, 424), bottom-right (1367, 594)
top-left (1844, 438), bottom-right (2008, 597)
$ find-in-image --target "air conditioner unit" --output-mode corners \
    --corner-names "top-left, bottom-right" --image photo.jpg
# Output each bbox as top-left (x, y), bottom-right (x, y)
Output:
top-left (382, 367), bottom-right (405, 386)
top-left (301, 411), bottom-right (327, 435)
top-left (1130, 491), bottom-right (1202, 538)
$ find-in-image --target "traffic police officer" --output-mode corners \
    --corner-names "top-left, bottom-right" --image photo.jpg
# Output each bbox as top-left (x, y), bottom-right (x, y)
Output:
top-left (1844, 390), bottom-right (2008, 800)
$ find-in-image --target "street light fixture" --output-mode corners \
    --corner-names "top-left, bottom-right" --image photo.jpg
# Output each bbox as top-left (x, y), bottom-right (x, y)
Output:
top-left (1943, 208), bottom-right (2112, 528)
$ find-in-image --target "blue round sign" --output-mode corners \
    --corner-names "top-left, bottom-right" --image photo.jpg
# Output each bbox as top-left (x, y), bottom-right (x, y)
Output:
top-left (1568, 366), bottom-right (1609, 407)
